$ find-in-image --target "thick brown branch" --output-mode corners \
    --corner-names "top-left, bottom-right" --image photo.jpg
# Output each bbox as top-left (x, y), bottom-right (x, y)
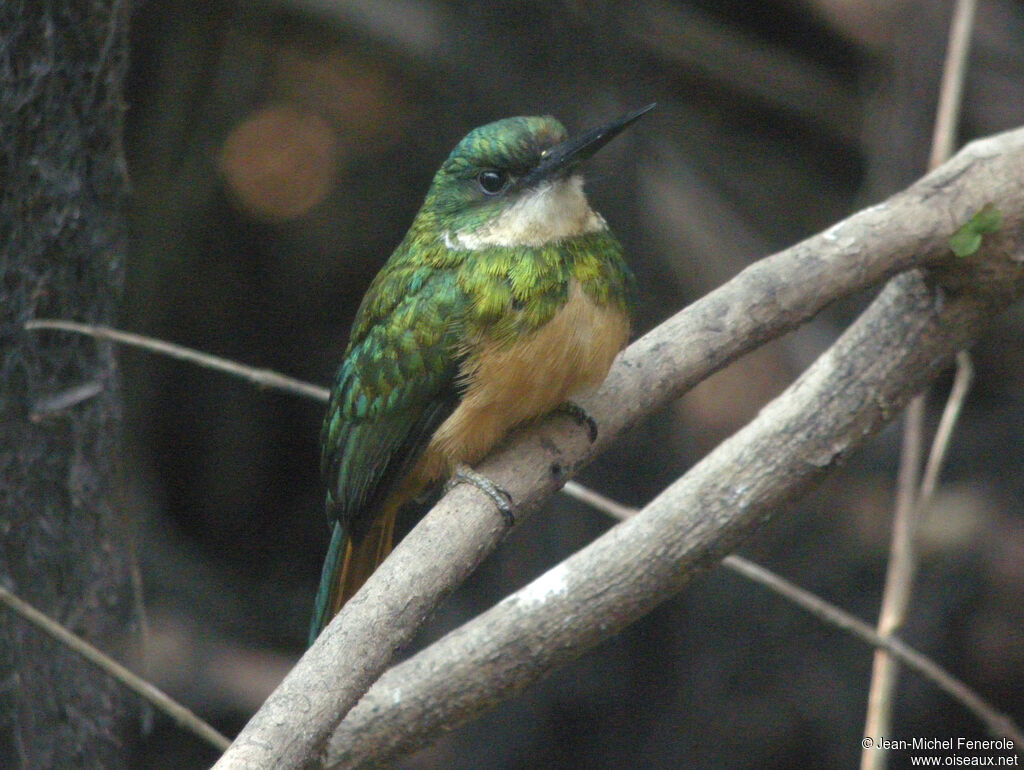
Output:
top-left (213, 127), bottom-right (1024, 769)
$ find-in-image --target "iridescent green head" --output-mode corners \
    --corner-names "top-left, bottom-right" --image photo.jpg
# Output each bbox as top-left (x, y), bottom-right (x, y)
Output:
top-left (415, 104), bottom-right (655, 249)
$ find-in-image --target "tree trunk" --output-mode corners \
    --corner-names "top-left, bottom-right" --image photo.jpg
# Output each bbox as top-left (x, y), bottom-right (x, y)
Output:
top-left (0, 0), bottom-right (138, 766)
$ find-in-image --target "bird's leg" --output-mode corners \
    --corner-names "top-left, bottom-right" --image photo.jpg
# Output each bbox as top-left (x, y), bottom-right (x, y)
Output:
top-left (555, 401), bottom-right (598, 443)
top-left (445, 465), bottom-right (516, 527)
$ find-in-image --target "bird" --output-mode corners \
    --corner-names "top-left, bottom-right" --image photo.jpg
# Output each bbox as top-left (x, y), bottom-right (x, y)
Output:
top-left (310, 104), bottom-right (654, 644)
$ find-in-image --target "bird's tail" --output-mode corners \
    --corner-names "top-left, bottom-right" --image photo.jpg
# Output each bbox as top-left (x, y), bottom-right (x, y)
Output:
top-left (308, 508), bottom-right (397, 645)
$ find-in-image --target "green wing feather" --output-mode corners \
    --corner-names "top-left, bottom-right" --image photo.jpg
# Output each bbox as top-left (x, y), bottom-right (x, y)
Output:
top-left (311, 254), bottom-right (466, 642)
top-left (310, 227), bottom-right (634, 642)
top-left (319, 256), bottom-right (466, 526)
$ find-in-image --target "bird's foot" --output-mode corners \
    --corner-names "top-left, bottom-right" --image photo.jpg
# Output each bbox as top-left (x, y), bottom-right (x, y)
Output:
top-left (446, 465), bottom-right (516, 527)
top-left (555, 401), bottom-right (598, 443)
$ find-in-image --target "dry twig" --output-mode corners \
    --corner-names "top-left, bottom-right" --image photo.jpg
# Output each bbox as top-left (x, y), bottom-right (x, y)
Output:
top-left (561, 484), bottom-right (1024, 754)
top-left (0, 586), bottom-right (231, 752)
top-left (863, 3), bottom-right (979, 763)
top-left (24, 319), bottom-right (330, 402)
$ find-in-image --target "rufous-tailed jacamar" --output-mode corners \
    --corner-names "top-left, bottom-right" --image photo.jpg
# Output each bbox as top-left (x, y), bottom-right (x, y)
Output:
top-left (311, 104), bottom-right (654, 643)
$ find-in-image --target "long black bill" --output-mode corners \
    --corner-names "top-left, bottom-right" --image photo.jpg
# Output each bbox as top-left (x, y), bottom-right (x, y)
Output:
top-left (519, 102), bottom-right (656, 189)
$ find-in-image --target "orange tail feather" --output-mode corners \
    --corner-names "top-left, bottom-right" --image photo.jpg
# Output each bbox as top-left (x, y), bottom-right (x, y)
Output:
top-left (330, 505), bottom-right (397, 617)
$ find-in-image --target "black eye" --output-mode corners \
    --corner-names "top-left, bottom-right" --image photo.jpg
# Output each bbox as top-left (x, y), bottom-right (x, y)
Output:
top-left (476, 169), bottom-right (509, 195)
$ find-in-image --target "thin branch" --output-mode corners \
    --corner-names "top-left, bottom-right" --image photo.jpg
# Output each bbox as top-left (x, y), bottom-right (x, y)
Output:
top-left (928, 0), bottom-right (978, 171)
top-left (864, 394), bottom-right (925, 751)
top-left (864, 2), bottom-right (979, 764)
top-left (563, 481), bottom-right (1024, 752)
top-left (920, 350), bottom-right (975, 507)
top-left (865, 350), bottom-right (975, 753)
top-left (561, 480), bottom-right (637, 520)
top-left (0, 585), bottom-right (231, 753)
top-left (723, 556), bottom-right (1024, 752)
top-left (24, 319), bottom-right (331, 402)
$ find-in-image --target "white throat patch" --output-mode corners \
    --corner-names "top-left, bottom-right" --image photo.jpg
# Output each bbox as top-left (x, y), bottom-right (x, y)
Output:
top-left (446, 174), bottom-right (607, 250)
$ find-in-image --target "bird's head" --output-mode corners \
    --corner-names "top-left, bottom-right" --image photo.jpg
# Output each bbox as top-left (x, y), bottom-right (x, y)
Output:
top-left (415, 104), bottom-right (655, 250)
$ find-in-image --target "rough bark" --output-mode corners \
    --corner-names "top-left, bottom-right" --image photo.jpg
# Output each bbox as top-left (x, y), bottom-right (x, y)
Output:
top-left (0, 0), bottom-right (137, 766)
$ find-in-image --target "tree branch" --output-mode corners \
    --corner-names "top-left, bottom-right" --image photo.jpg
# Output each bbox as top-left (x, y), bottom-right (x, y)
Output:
top-left (327, 265), bottom-right (1024, 766)
top-left (863, 3), bottom-right (979, 761)
top-left (24, 319), bottom-right (331, 402)
top-left (723, 555), bottom-right (1024, 754)
top-left (566, 483), bottom-right (1024, 753)
top-left (25, 324), bottom-right (1019, 756)
top-left (213, 126), bottom-right (1024, 769)
top-left (0, 586), bottom-right (231, 752)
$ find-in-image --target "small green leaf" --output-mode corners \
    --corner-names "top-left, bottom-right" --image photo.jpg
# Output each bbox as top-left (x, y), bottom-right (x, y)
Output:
top-left (970, 203), bottom-right (1003, 234)
top-left (949, 229), bottom-right (982, 258)
top-left (949, 203), bottom-right (1003, 257)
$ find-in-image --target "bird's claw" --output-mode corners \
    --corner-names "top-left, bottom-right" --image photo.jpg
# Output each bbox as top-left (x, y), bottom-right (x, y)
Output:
top-left (446, 465), bottom-right (516, 527)
top-left (556, 401), bottom-right (598, 442)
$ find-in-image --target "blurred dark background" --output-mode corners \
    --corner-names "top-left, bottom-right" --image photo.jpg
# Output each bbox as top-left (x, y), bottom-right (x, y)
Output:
top-left (121, 0), bottom-right (1024, 767)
